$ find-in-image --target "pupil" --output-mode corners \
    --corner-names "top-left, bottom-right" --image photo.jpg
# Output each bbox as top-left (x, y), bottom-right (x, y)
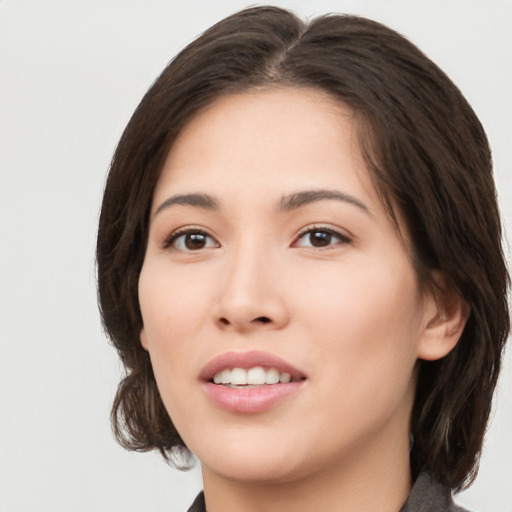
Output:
top-left (310, 231), bottom-right (331, 247)
top-left (185, 233), bottom-right (206, 250)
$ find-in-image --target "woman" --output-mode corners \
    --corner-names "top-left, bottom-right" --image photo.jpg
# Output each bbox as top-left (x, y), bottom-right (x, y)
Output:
top-left (96, 6), bottom-right (510, 511)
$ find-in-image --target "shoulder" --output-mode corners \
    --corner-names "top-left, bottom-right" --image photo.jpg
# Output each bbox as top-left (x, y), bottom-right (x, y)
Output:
top-left (401, 471), bottom-right (473, 512)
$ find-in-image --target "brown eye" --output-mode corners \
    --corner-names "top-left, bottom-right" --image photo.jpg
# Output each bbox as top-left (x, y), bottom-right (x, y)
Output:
top-left (308, 231), bottom-right (332, 247)
top-left (293, 227), bottom-right (351, 249)
top-left (166, 230), bottom-right (218, 251)
top-left (184, 233), bottom-right (207, 250)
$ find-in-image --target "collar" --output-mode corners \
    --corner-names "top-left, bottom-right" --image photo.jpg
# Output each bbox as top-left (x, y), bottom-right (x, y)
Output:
top-left (400, 471), bottom-right (468, 512)
top-left (188, 471), bottom-right (468, 512)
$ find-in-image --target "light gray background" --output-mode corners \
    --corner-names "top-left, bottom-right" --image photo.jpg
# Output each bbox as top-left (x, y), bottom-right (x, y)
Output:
top-left (0, 1), bottom-right (510, 511)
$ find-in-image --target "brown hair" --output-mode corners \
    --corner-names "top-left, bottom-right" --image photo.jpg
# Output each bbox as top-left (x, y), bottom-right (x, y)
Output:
top-left (96, 6), bottom-right (510, 490)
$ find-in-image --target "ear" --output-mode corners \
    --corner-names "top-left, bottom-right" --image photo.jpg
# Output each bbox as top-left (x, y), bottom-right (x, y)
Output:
top-left (140, 327), bottom-right (149, 351)
top-left (417, 277), bottom-right (470, 361)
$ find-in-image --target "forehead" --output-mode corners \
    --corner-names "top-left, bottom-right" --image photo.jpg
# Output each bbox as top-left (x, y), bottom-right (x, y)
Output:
top-left (154, 87), bottom-right (380, 211)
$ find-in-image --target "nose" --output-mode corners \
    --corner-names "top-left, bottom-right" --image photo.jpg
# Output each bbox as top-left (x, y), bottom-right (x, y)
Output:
top-left (212, 246), bottom-right (290, 333)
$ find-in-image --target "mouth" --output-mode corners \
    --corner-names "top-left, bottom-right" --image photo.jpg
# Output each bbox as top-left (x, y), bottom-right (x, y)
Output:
top-left (212, 366), bottom-right (301, 387)
top-left (200, 351), bottom-right (307, 413)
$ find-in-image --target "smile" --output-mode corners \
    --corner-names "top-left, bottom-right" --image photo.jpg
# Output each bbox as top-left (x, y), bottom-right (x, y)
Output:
top-left (213, 366), bottom-right (298, 386)
top-left (200, 351), bottom-right (307, 413)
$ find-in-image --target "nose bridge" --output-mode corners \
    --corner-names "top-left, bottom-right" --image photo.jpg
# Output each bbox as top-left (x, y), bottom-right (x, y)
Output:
top-left (214, 234), bottom-right (288, 330)
top-left (221, 236), bottom-right (273, 309)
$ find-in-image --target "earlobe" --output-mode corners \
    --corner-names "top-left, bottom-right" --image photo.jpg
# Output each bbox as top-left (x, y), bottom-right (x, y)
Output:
top-left (140, 327), bottom-right (149, 351)
top-left (417, 285), bottom-right (470, 362)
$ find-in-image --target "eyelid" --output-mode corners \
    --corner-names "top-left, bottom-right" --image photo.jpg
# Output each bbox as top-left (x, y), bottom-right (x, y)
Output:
top-left (292, 224), bottom-right (352, 247)
top-left (160, 224), bottom-right (351, 250)
top-left (162, 226), bottom-right (220, 250)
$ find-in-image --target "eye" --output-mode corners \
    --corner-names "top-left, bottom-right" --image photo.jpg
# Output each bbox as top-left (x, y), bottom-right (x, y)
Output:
top-left (293, 227), bottom-right (351, 249)
top-left (164, 229), bottom-right (219, 251)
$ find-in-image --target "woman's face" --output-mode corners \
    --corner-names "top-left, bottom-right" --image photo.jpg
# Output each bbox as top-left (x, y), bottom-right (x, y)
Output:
top-left (138, 88), bottom-right (437, 484)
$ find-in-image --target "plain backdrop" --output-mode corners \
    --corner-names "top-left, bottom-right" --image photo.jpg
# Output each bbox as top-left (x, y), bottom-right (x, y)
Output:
top-left (0, 1), bottom-right (511, 511)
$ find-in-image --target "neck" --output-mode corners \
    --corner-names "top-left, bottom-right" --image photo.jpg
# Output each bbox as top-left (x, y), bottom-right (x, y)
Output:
top-left (201, 425), bottom-right (412, 512)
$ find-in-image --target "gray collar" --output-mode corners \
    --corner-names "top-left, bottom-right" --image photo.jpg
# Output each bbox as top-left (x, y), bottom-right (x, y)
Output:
top-left (400, 471), bottom-right (469, 512)
top-left (188, 471), bottom-right (470, 512)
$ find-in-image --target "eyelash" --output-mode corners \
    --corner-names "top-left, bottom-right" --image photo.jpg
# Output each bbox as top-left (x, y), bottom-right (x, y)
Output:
top-left (163, 227), bottom-right (218, 251)
top-left (293, 225), bottom-right (352, 249)
top-left (162, 225), bottom-right (352, 251)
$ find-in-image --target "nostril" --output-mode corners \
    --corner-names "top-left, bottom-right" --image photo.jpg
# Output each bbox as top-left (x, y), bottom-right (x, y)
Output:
top-left (254, 316), bottom-right (271, 324)
top-left (217, 316), bottom-right (272, 327)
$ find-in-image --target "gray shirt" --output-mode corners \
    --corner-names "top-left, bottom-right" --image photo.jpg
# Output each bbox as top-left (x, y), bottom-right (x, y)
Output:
top-left (186, 471), bottom-right (471, 512)
top-left (400, 472), bottom-right (470, 512)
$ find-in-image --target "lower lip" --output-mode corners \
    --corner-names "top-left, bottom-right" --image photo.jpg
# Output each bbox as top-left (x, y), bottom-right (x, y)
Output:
top-left (202, 381), bottom-right (304, 413)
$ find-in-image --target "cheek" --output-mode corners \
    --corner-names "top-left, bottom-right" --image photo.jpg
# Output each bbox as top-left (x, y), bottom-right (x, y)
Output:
top-left (139, 261), bottom-right (212, 343)
top-left (138, 262), bottom-right (213, 405)
top-left (293, 255), bottom-right (423, 394)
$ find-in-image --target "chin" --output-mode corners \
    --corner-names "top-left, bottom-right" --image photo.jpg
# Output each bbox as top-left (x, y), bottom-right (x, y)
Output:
top-left (202, 455), bottom-right (302, 484)
top-left (193, 431), bottom-right (307, 483)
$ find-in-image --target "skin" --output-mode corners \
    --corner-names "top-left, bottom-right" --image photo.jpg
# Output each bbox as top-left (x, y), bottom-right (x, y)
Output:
top-left (138, 88), bottom-right (465, 512)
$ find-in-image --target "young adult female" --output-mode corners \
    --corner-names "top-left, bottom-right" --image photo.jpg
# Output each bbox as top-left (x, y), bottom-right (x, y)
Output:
top-left (96, 6), bottom-right (510, 512)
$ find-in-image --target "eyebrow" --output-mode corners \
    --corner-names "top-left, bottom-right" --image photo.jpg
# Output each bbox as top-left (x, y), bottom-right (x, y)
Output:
top-left (153, 188), bottom-right (370, 216)
top-left (154, 193), bottom-right (218, 215)
top-left (278, 189), bottom-right (371, 215)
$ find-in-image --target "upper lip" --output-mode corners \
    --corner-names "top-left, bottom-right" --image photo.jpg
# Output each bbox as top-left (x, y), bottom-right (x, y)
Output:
top-left (199, 350), bottom-right (307, 382)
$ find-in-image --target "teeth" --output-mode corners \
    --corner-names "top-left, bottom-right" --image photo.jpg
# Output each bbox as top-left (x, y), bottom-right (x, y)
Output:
top-left (265, 368), bottom-right (280, 384)
top-left (280, 372), bottom-right (291, 383)
top-left (213, 367), bottom-right (296, 386)
top-left (247, 366), bottom-right (266, 385)
top-left (231, 368), bottom-right (247, 385)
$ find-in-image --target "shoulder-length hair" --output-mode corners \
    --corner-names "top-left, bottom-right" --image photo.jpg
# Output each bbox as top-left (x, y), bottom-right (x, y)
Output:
top-left (96, 6), bottom-right (510, 490)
